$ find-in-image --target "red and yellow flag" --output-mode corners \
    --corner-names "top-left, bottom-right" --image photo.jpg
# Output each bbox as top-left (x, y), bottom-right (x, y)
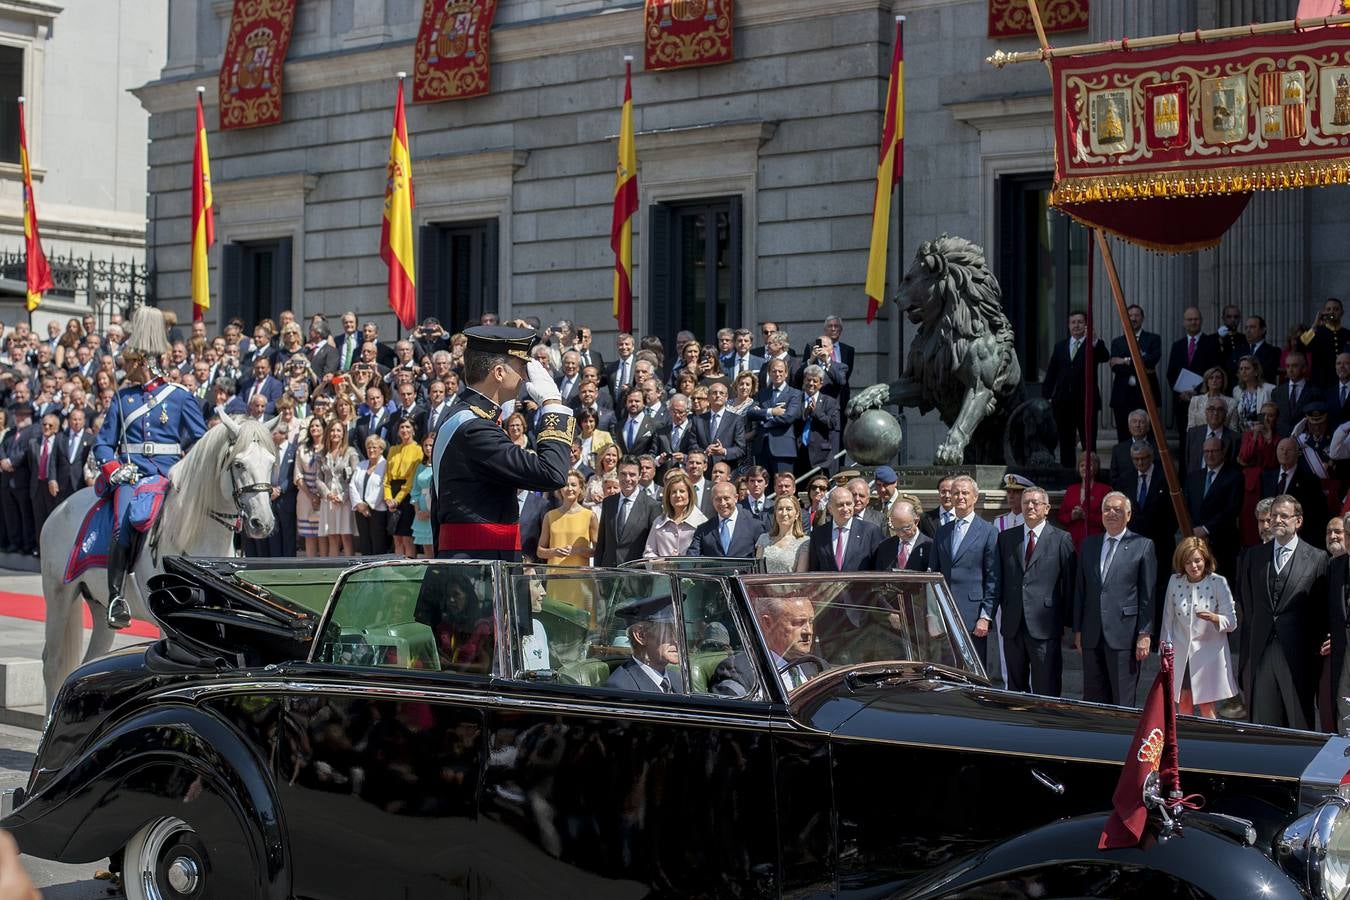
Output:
top-left (381, 77), bottom-right (416, 330)
top-left (865, 17), bottom-right (905, 324)
top-left (191, 88), bottom-right (215, 322)
top-left (611, 57), bottom-right (638, 334)
top-left (18, 98), bottom-right (51, 312)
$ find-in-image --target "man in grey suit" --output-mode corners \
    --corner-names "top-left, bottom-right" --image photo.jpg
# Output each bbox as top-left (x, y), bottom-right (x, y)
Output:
top-left (595, 457), bottom-right (660, 566)
top-left (1183, 397), bottom-right (1239, 472)
top-left (997, 486), bottom-right (1076, 696)
top-left (1073, 492), bottom-right (1156, 706)
top-left (929, 475), bottom-right (1001, 658)
top-left (687, 481), bottom-right (765, 558)
top-left (604, 595), bottom-right (685, 694)
top-left (1240, 494), bottom-right (1329, 729)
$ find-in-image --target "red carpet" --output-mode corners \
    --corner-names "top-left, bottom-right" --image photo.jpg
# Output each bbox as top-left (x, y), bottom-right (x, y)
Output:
top-left (0, 590), bottom-right (160, 639)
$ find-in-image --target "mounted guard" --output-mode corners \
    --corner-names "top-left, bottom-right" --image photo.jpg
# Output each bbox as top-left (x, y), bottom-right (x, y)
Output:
top-left (92, 306), bottom-right (208, 629)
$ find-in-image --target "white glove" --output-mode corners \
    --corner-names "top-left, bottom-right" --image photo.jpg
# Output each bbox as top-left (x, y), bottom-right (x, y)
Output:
top-left (523, 359), bottom-right (562, 406)
top-left (110, 463), bottom-right (142, 486)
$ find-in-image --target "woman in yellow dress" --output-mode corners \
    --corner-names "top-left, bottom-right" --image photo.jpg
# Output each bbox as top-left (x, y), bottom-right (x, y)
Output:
top-left (536, 470), bottom-right (599, 623)
top-left (384, 418), bottom-right (424, 558)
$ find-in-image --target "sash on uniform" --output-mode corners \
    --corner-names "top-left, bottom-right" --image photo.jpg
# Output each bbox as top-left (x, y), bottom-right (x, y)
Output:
top-left (431, 407), bottom-right (480, 496)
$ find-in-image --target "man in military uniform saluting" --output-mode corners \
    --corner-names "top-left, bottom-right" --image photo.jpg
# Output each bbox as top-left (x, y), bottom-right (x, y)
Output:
top-left (432, 325), bottom-right (574, 560)
top-left (94, 306), bottom-right (208, 629)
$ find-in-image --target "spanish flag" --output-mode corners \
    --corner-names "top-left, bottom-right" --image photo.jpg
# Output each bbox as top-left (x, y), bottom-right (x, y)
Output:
top-left (17, 97), bottom-right (51, 313)
top-left (191, 88), bottom-right (215, 322)
top-left (610, 57), bottom-right (638, 334)
top-left (380, 76), bottom-right (416, 331)
top-left (865, 17), bottom-right (904, 324)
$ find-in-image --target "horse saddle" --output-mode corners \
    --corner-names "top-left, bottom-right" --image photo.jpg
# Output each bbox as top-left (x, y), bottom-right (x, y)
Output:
top-left (65, 476), bottom-right (171, 584)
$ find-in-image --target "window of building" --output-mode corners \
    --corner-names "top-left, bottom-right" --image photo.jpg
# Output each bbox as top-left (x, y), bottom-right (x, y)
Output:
top-left (0, 45), bottom-right (23, 165)
top-left (221, 237), bottom-right (292, 330)
top-left (419, 219), bottom-right (498, 332)
top-left (647, 196), bottom-right (743, 354)
top-left (995, 173), bottom-right (1088, 390)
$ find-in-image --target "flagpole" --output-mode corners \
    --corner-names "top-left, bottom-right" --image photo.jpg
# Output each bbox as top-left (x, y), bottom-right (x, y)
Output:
top-left (893, 16), bottom-right (907, 463)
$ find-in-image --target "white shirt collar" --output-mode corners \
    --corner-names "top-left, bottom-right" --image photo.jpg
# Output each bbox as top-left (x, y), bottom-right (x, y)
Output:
top-left (1027, 520), bottom-right (1047, 540)
top-left (721, 510), bottom-right (737, 529)
top-left (620, 487), bottom-right (640, 501)
top-left (1276, 534), bottom-right (1299, 556)
top-left (633, 658), bottom-right (668, 689)
top-left (955, 511), bottom-right (976, 526)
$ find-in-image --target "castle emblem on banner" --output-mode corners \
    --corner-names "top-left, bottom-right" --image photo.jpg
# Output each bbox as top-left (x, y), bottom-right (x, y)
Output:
top-left (1321, 67), bottom-right (1350, 134)
top-left (414, 0), bottom-right (499, 102)
top-left (218, 0), bottom-right (296, 130)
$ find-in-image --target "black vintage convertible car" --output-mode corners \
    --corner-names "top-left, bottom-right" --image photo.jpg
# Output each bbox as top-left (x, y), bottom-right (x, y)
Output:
top-left (4, 554), bottom-right (1350, 899)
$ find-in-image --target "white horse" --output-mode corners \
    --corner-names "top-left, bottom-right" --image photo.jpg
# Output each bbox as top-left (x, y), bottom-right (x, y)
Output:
top-left (38, 410), bottom-right (278, 705)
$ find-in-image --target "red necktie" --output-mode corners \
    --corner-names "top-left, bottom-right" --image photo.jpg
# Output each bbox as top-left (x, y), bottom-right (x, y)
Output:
top-left (896, 541), bottom-right (910, 569)
top-left (834, 527), bottom-right (846, 569)
top-left (1187, 335), bottom-right (1197, 365)
top-left (38, 437), bottom-right (49, 480)
top-left (1024, 528), bottom-right (1036, 566)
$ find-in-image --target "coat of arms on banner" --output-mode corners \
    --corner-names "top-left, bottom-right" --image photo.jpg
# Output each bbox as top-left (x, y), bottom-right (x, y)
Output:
top-left (1201, 75), bottom-right (1249, 144)
top-left (1145, 81), bottom-right (1188, 151)
top-left (218, 0), bottom-right (296, 129)
top-left (1259, 70), bottom-right (1307, 140)
top-left (413, 0), bottom-right (499, 102)
top-left (1089, 89), bottom-right (1132, 154)
top-left (1320, 66), bottom-right (1350, 135)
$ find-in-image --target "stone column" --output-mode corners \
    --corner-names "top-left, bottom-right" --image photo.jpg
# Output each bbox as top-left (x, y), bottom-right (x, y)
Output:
top-left (346, 0), bottom-right (391, 47)
top-left (162, 0), bottom-right (200, 78)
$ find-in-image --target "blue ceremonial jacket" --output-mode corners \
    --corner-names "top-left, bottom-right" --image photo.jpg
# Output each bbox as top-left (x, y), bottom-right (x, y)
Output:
top-left (94, 378), bottom-right (208, 479)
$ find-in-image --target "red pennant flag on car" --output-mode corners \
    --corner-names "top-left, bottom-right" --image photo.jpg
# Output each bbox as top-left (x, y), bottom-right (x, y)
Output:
top-left (1099, 644), bottom-right (1181, 849)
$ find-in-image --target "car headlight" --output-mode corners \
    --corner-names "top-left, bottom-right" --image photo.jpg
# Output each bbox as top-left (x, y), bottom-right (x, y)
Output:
top-left (1278, 795), bottom-right (1350, 899)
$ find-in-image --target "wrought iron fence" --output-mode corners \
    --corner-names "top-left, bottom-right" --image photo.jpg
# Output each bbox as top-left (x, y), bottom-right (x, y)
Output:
top-left (0, 249), bottom-right (150, 325)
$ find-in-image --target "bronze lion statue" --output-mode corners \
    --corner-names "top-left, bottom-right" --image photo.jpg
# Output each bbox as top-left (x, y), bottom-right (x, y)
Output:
top-left (849, 234), bottom-right (1022, 465)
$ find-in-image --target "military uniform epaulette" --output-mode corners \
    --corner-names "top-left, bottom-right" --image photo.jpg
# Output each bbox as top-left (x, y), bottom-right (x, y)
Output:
top-left (469, 404), bottom-right (495, 420)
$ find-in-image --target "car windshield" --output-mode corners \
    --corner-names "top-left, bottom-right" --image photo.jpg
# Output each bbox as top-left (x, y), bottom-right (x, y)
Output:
top-left (738, 574), bottom-right (983, 691)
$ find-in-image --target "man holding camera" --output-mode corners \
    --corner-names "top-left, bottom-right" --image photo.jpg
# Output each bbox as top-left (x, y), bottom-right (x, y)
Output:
top-left (412, 316), bottom-right (449, 360)
top-left (1303, 297), bottom-right (1350, 389)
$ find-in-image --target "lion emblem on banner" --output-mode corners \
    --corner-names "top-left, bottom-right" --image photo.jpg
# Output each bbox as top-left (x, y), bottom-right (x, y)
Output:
top-left (849, 234), bottom-right (1023, 465)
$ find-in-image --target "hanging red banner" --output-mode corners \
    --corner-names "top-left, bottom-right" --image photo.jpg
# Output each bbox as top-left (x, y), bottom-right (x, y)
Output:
top-left (988, 0), bottom-right (1088, 39)
top-left (644, 0), bottom-right (733, 71)
top-left (413, 0), bottom-right (499, 103)
top-left (1049, 28), bottom-right (1350, 251)
top-left (218, 0), bottom-right (296, 130)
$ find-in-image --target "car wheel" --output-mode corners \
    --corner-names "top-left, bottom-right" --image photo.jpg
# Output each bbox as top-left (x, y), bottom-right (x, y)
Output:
top-left (122, 816), bottom-right (212, 900)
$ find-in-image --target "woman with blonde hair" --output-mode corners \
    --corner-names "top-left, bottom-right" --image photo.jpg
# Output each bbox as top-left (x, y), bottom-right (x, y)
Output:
top-left (350, 434), bottom-right (389, 556)
top-left (1161, 536), bottom-right (1238, 718)
top-left (755, 494), bottom-right (810, 572)
top-left (385, 418), bottom-right (424, 558)
top-left (1187, 366), bottom-right (1237, 428)
top-left (295, 416), bottom-right (326, 557)
top-left (318, 417), bottom-right (359, 556)
top-left (594, 442), bottom-right (621, 481)
top-left (643, 470), bottom-right (707, 557)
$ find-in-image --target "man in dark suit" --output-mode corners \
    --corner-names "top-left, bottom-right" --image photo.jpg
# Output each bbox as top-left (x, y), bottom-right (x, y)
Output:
top-left (555, 350), bottom-right (584, 406)
top-left (354, 384), bottom-right (392, 451)
top-left (1166, 307), bottom-right (1221, 455)
top-left (1262, 438), bottom-right (1329, 548)
top-left (1073, 492), bottom-right (1156, 706)
top-left (1328, 351), bottom-right (1350, 428)
top-left (691, 381), bottom-right (747, 469)
top-left (1184, 398), bottom-right (1240, 472)
top-left (604, 596), bottom-right (685, 694)
top-left (711, 593), bottom-right (822, 697)
top-left (518, 489), bottom-right (553, 563)
top-left (871, 499), bottom-right (932, 572)
top-left (268, 423), bottom-right (298, 558)
top-left (0, 403), bottom-right (38, 554)
top-left (333, 312), bottom-right (362, 372)
top-left (1241, 495), bottom-right (1329, 729)
top-left (722, 328), bottom-right (765, 381)
top-left (571, 380), bottom-right (617, 435)
top-left (1272, 351), bottom-right (1321, 435)
top-left (687, 481), bottom-right (765, 558)
top-left (796, 365), bottom-right (841, 478)
top-left (1186, 436), bottom-right (1244, 579)
top-left (997, 486), bottom-right (1076, 696)
top-left (805, 316), bottom-right (856, 407)
top-left (595, 457), bottom-right (661, 566)
top-left (685, 451), bottom-right (715, 519)
top-left (25, 413), bottom-right (62, 540)
top-left (236, 357), bottom-right (284, 416)
top-left (604, 332), bottom-right (637, 404)
top-left (921, 476), bottom-right (956, 538)
top-left (388, 381), bottom-right (428, 443)
top-left (660, 394), bottom-right (697, 473)
top-left (929, 475), bottom-right (1000, 657)
top-left (425, 380), bottom-right (454, 435)
top-left (1304, 297), bottom-right (1350, 388)
top-left (747, 358), bottom-right (802, 474)
top-left (808, 486), bottom-right (883, 572)
top-left (616, 387), bottom-right (663, 457)
top-left (1118, 441), bottom-right (1176, 639)
top-left (1107, 305), bottom-right (1163, 441)
top-left (52, 408), bottom-right (93, 503)
top-left (1244, 315), bottom-right (1281, 385)
top-left (1041, 310), bottom-right (1108, 469)
top-left (1109, 410), bottom-right (1157, 489)
top-left (1215, 304), bottom-right (1250, 385)
top-left (306, 318), bottom-right (340, 378)
top-left (571, 325), bottom-right (604, 374)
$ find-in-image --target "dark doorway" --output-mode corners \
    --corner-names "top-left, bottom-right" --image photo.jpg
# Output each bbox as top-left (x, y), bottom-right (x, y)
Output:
top-left (647, 196), bottom-right (742, 353)
top-left (419, 219), bottom-right (499, 332)
top-left (221, 237), bottom-right (292, 330)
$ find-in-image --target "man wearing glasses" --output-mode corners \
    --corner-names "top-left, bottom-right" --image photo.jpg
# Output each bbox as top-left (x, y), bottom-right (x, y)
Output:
top-left (997, 486), bottom-right (1075, 696)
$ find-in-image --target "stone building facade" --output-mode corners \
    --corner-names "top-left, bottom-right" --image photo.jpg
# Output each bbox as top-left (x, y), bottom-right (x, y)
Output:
top-left (139, 0), bottom-right (1345, 461)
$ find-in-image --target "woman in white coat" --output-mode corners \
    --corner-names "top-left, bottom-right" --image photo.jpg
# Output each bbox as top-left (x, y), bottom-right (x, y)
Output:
top-left (1161, 536), bottom-right (1238, 718)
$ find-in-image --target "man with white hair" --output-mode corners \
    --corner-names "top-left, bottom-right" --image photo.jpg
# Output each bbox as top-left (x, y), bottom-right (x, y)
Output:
top-left (930, 475), bottom-right (1000, 657)
top-left (997, 485), bottom-right (1075, 696)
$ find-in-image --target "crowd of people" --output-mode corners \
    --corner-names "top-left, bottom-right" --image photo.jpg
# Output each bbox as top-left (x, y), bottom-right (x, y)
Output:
top-left (6, 300), bottom-right (1350, 731)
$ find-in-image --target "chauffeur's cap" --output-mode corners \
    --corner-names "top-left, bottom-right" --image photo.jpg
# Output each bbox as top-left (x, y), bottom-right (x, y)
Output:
top-left (613, 594), bottom-right (677, 624)
top-left (463, 325), bottom-right (538, 361)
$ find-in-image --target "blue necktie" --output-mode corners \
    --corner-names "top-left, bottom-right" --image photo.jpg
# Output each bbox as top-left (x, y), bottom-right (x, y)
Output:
top-left (719, 517), bottom-right (732, 553)
top-left (801, 398), bottom-right (813, 446)
top-left (627, 418), bottom-right (637, 449)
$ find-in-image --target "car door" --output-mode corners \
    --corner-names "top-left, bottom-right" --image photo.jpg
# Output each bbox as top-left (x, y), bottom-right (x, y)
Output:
top-left (272, 560), bottom-right (498, 900)
top-left (478, 565), bottom-right (780, 899)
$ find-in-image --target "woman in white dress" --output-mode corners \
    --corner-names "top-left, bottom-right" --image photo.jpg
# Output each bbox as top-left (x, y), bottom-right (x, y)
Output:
top-left (755, 495), bottom-right (809, 573)
top-left (1161, 536), bottom-right (1238, 718)
top-left (318, 418), bottom-right (359, 557)
top-left (643, 470), bottom-right (707, 558)
top-left (1187, 366), bottom-right (1238, 429)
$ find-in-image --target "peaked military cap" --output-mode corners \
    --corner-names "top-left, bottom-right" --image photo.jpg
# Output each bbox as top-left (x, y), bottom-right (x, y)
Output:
top-left (612, 594), bottom-right (678, 624)
top-left (1304, 401), bottom-right (1328, 423)
top-left (463, 325), bottom-right (538, 361)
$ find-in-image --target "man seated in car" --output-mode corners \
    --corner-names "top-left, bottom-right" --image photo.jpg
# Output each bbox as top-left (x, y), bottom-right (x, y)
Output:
top-left (604, 595), bottom-right (685, 694)
top-left (711, 595), bottom-right (827, 697)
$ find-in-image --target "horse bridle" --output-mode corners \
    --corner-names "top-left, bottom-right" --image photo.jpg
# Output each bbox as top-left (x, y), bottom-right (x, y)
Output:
top-left (208, 461), bottom-right (273, 532)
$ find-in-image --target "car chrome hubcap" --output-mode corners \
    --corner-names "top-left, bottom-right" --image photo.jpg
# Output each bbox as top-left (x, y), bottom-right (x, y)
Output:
top-left (166, 857), bottom-right (198, 894)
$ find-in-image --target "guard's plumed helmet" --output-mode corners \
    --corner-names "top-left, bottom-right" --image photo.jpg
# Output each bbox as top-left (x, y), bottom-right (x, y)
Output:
top-left (124, 306), bottom-right (170, 358)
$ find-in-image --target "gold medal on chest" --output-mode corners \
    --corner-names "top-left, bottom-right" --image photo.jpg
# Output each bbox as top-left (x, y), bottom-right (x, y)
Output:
top-left (160, 406), bottom-right (169, 424)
